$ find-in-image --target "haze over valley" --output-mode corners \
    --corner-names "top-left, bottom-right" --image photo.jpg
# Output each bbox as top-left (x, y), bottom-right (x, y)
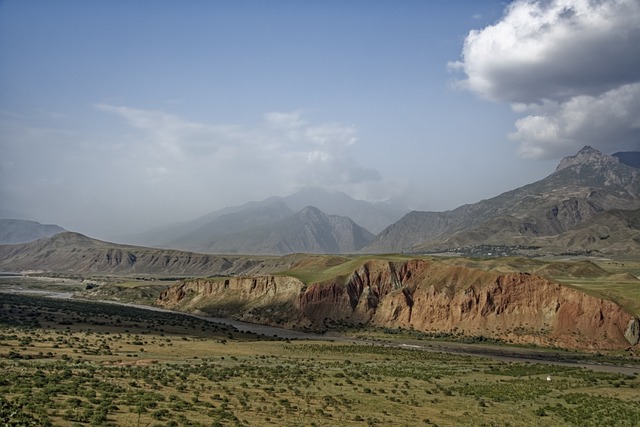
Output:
top-left (3, 0), bottom-right (640, 239)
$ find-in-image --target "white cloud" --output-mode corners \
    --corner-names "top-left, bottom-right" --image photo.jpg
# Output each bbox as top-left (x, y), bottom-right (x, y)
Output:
top-left (512, 83), bottom-right (640, 158)
top-left (306, 149), bottom-right (330, 163)
top-left (97, 104), bottom-right (381, 193)
top-left (145, 166), bottom-right (169, 184)
top-left (451, 0), bottom-right (640, 158)
top-left (263, 111), bottom-right (306, 130)
top-left (305, 123), bottom-right (358, 147)
top-left (95, 104), bottom-right (245, 158)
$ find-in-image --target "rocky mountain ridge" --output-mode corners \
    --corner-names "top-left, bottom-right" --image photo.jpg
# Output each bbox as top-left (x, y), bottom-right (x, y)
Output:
top-left (556, 145), bottom-right (622, 172)
top-left (123, 187), bottom-right (407, 249)
top-left (189, 206), bottom-right (375, 255)
top-left (364, 146), bottom-right (640, 255)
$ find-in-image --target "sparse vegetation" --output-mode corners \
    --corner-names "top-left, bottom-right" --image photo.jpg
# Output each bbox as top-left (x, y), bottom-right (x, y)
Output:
top-left (1, 292), bottom-right (639, 426)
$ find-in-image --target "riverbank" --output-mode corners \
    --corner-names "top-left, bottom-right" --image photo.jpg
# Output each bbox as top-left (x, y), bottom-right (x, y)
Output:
top-left (1, 277), bottom-right (639, 375)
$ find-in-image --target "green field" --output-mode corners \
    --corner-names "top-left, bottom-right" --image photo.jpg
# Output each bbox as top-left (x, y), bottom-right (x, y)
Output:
top-left (421, 256), bottom-right (640, 316)
top-left (278, 254), bottom-right (420, 284)
top-left (1, 293), bottom-right (639, 427)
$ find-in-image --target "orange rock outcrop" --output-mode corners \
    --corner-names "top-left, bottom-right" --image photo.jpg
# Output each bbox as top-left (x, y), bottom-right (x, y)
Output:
top-left (157, 259), bottom-right (639, 350)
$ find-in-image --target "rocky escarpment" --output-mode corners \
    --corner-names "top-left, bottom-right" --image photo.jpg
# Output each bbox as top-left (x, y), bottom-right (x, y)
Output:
top-left (157, 259), bottom-right (639, 351)
top-left (157, 275), bottom-right (306, 325)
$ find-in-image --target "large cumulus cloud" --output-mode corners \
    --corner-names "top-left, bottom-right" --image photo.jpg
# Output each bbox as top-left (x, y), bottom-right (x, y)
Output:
top-left (450, 0), bottom-right (640, 158)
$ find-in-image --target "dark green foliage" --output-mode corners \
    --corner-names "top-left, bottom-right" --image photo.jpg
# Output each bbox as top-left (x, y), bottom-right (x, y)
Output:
top-left (0, 395), bottom-right (50, 426)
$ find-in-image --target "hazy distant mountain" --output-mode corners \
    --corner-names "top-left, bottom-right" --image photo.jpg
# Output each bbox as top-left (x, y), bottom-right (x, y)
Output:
top-left (119, 197), bottom-right (283, 247)
top-left (0, 209), bottom-right (33, 221)
top-left (613, 151), bottom-right (640, 169)
top-left (282, 187), bottom-right (407, 234)
top-left (122, 187), bottom-right (406, 249)
top-left (0, 209), bottom-right (373, 273)
top-left (364, 146), bottom-right (640, 255)
top-left (198, 206), bottom-right (375, 255)
top-left (167, 200), bottom-right (294, 252)
top-left (0, 219), bottom-right (66, 244)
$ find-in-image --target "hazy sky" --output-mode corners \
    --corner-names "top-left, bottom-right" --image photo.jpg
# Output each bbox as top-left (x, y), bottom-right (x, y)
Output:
top-left (2, 0), bottom-right (639, 239)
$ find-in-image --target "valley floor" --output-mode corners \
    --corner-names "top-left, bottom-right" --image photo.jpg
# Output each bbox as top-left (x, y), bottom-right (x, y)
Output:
top-left (1, 289), bottom-right (640, 426)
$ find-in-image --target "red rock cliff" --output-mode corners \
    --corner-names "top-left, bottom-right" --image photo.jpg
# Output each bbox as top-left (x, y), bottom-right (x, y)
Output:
top-left (157, 259), bottom-right (639, 350)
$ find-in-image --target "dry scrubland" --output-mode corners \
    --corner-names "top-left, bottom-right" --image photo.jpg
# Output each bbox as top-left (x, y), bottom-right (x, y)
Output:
top-left (1, 293), bottom-right (640, 427)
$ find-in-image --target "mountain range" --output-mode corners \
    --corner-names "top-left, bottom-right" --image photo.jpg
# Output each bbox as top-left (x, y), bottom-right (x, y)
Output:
top-left (120, 187), bottom-right (405, 253)
top-left (176, 205), bottom-right (375, 255)
top-left (364, 146), bottom-right (640, 256)
top-left (1, 146), bottom-right (639, 257)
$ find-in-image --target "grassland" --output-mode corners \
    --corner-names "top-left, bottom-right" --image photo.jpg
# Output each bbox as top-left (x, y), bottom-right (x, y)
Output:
top-left (2, 293), bottom-right (640, 427)
top-left (279, 254), bottom-right (640, 320)
top-left (277, 254), bottom-right (420, 284)
top-left (81, 280), bottom-right (174, 305)
top-left (420, 256), bottom-right (640, 317)
top-left (563, 259), bottom-right (640, 316)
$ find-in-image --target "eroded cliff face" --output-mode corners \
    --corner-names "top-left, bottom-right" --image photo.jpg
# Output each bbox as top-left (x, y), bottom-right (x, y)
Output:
top-left (157, 275), bottom-right (306, 326)
top-left (157, 259), bottom-right (639, 350)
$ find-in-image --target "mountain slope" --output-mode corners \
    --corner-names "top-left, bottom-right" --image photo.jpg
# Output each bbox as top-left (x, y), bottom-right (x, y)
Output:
top-left (117, 196), bottom-right (283, 247)
top-left (3, 231), bottom-right (639, 350)
top-left (282, 187), bottom-right (406, 234)
top-left (0, 219), bottom-right (66, 244)
top-left (121, 188), bottom-right (407, 248)
top-left (364, 146), bottom-right (640, 254)
top-left (613, 151), bottom-right (640, 169)
top-left (167, 200), bottom-right (293, 252)
top-left (0, 232), bottom-right (300, 276)
top-left (197, 206), bottom-right (375, 255)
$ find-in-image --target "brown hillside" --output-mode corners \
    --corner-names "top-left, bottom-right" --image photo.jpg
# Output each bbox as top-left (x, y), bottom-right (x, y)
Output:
top-left (157, 258), bottom-right (640, 351)
top-left (0, 232), bottom-right (300, 276)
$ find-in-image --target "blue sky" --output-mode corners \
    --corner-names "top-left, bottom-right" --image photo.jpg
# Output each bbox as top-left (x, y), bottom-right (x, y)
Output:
top-left (2, 0), bottom-right (639, 238)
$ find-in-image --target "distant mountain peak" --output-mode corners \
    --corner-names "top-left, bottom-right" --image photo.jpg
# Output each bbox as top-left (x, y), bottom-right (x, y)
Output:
top-left (556, 146), bottom-right (619, 172)
top-left (578, 145), bottom-right (599, 154)
top-left (0, 219), bottom-right (66, 245)
top-left (298, 205), bottom-right (323, 216)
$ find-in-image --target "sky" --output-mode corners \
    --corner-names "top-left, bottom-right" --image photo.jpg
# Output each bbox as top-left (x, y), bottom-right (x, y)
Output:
top-left (1, 0), bottom-right (639, 239)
